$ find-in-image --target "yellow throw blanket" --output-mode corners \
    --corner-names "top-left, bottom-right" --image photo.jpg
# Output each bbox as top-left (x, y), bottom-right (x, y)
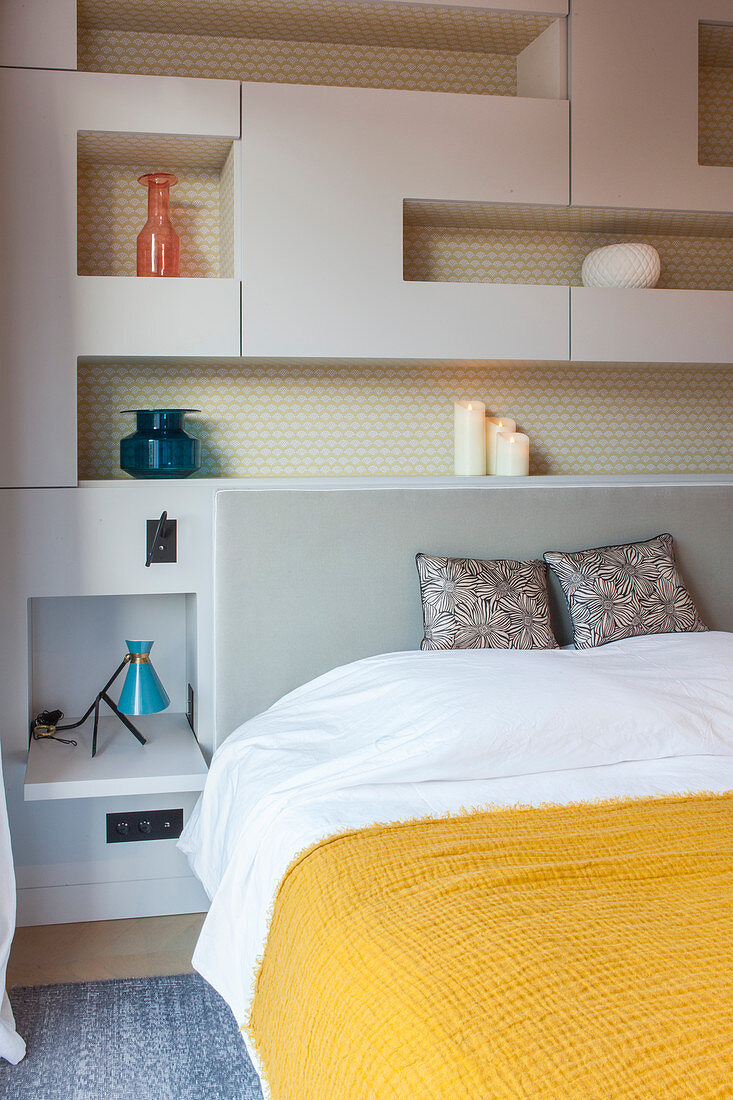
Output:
top-left (248, 792), bottom-right (733, 1098)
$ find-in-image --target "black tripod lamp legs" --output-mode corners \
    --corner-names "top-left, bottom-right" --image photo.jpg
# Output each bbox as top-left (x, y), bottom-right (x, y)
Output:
top-left (91, 693), bottom-right (147, 758)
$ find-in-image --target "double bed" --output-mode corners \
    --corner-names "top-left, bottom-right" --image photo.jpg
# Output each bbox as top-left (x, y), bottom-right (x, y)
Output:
top-left (180, 483), bottom-right (733, 1097)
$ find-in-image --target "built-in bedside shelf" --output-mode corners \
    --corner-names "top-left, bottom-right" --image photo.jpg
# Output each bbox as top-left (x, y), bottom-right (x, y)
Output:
top-left (24, 712), bottom-right (208, 801)
top-left (27, 590), bottom-right (206, 800)
top-left (76, 0), bottom-right (566, 100)
top-left (77, 131), bottom-right (240, 279)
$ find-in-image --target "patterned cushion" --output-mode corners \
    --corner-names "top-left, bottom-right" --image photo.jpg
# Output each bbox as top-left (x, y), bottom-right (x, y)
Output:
top-left (544, 533), bottom-right (708, 650)
top-left (415, 554), bottom-right (558, 651)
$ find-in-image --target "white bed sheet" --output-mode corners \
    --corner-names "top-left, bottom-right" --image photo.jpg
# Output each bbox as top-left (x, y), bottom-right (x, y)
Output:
top-left (179, 631), bottom-right (733, 1075)
top-left (0, 748), bottom-right (25, 1065)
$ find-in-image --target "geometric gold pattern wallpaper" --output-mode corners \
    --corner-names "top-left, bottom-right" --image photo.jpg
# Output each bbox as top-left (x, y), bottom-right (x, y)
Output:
top-left (403, 226), bottom-right (733, 289)
top-left (76, 0), bottom-right (552, 53)
top-left (699, 23), bottom-right (733, 167)
top-left (699, 67), bottom-right (733, 167)
top-left (78, 29), bottom-right (518, 96)
top-left (78, 360), bottom-right (733, 479)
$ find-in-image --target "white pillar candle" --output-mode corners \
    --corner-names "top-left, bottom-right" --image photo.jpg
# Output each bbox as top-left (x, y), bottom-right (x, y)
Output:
top-left (485, 416), bottom-right (516, 475)
top-left (495, 431), bottom-right (530, 476)
top-left (454, 400), bottom-right (486, 476)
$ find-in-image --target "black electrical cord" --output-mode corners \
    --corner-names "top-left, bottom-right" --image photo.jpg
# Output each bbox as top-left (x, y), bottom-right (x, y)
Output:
top-left (29, 709), bottom-right (78, 747)
top-left (28, 655), bottom-right (146, 757)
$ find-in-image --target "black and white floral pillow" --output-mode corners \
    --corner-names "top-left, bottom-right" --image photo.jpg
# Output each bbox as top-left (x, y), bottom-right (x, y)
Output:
top-left (544, 533), bottom-right (707, 650)
top-left (415, 554), bottom-right (558, 651)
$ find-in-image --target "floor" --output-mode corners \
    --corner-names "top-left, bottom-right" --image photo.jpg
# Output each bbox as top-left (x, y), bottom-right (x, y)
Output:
top-left (6, 913), bottom-right (206, 987)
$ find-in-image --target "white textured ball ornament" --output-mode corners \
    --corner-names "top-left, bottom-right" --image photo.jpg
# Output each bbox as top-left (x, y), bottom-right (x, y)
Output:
top-left (581, 242), bottom-right (661, 288)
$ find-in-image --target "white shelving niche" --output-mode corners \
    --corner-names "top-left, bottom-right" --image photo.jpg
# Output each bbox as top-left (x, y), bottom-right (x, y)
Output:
top-left (25, 592), bottom-right (206, 802)
top-left (0, 68), bottom-right (241, 487)
top-left (405, 199), bottom-right (733, 363)
top-left (76, 128), bottom-right (242, 357)
top-left (568, 204), bottom-right (733, 362)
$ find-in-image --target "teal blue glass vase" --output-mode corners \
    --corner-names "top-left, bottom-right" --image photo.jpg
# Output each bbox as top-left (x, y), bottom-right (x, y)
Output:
top-left (120, 409), bottom-right (201, 479)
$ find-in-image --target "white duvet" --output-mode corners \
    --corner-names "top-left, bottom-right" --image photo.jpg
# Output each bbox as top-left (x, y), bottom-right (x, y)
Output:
top-left (180, 630), bottom-right (733, 1076)
top-left (0, 745), bottom-right (25, 1065)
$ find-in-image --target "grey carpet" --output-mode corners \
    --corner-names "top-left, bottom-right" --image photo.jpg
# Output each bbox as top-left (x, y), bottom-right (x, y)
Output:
top-left (0, 972), bottom-right (263, 1100)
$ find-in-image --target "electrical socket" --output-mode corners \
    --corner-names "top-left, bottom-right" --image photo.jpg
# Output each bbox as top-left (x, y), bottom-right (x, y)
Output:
top-left (186, 683), bottom-right (195, 733)
top-left (106, 808), bottom-right (183, 843)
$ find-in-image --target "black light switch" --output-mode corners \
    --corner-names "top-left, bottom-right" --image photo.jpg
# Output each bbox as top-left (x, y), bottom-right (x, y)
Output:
top-left (146, 517), bottom-right (177, 564)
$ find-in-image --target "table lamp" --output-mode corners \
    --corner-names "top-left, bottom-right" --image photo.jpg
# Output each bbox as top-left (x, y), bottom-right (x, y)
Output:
top-left (30, 639), bottom-right (170, 757)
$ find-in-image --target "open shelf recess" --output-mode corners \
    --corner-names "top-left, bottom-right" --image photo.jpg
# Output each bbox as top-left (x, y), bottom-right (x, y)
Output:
top-left (404, 199), bottom-right (733, 289)
top-left (78, 131), bottom-right (240, 278)
top-left (77, 0), bottom-right (566, 98)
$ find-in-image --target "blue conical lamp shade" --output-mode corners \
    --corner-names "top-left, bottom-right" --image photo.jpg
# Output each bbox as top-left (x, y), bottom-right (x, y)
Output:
top-left (117, 640), bottom-right (170, 716)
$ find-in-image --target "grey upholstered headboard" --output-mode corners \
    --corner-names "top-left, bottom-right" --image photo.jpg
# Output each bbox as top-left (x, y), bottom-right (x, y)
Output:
top-left (214, 482), bottom-right (733, 738)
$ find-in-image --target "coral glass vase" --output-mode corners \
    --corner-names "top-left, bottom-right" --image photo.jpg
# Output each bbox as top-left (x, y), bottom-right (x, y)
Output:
top-left (136, 173), bottom-right (180, 277)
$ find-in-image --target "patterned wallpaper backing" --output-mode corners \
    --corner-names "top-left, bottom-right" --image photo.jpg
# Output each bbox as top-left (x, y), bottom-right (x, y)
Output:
top-left (77, 0), bottom-right (551, 53)
top-left (404, 228), bottom-right (733, 289)
top-left (699, 24), bottom-right (733, 167)
top-left (699, 67), bottom-right (733, 167)
top-left (699, 21), bottom-right (733, 67)
top-left (78, 29), bottom-right (517, 95)
top-left (78, 360), bottom-right (733, 479)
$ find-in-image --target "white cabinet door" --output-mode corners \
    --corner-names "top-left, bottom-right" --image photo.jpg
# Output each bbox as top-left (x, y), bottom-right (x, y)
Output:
top-left (0, 71), bottom-right (240, 488)
top-left (571, 0), bottom-right (733, 211)
top-left (241, 82), bottom-right (570, 358)
top-left (571, 287), bottom-right (733, 364)
top-left (75, 280), bottom-right (241, 358)
top-left (0, 0), bottom-right (76, 70)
